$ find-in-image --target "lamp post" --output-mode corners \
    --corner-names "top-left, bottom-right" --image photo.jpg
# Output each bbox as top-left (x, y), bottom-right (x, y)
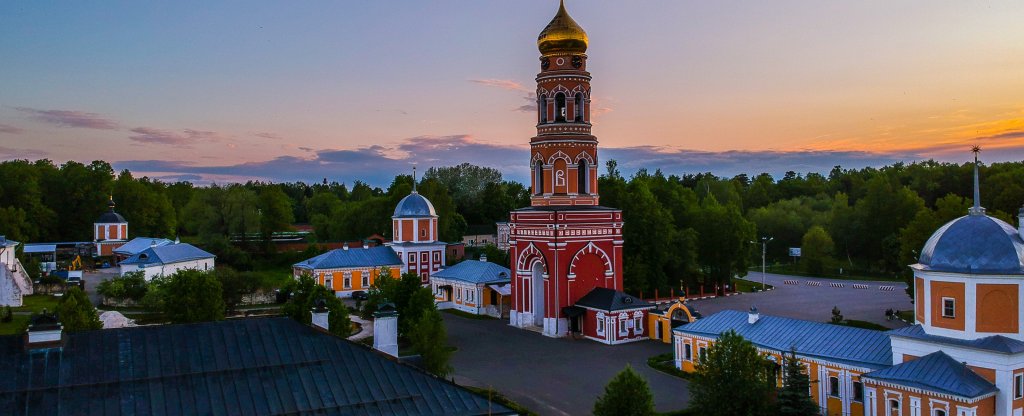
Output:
top-left (751, 237), bottom-right (773, 291)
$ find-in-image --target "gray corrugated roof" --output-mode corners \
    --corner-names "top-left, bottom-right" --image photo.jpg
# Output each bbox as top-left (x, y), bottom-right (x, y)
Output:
top-left (0, 317), bottom-right (513, 416)
top-left (916, 215), bottom-right (1024, 275)
top-left (888, 324), bottom-right (1024, 354)
top-left (863, 351), bottom-right (997, 399)
top-left (433, 260), bottom-right (511, 284)
top-left (394, 192), bottom-right (437, 218)
top-left (113, 237), bottom-right (174, 256)
top-left (120, 243), bottom-right (215, 266)
top-left (675, 310), bottom-right (893, 369)
top-left (294, 246), bottom-right (402, 270)
top-left (575, 287), bottom-right (653, 311)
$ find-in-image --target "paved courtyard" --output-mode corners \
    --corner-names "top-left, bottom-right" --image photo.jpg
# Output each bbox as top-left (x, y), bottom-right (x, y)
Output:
top-left (444, 314), bottom-right (689, 416)
top-left (693, 273), bottom-right (913, 329)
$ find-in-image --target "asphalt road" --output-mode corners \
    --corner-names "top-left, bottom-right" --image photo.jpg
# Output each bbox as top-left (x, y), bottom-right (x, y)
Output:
top-left (691, 272), bottom-right (913, 328)
top-left (445, 314), bottom-right (689, 416)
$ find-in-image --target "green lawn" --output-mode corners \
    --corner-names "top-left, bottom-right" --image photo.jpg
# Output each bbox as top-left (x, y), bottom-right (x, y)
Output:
top-left (464, 386), bottom-right (539, 416)
top-left (828, 320), bottom-right (888, 331)
top-left (733, 278), bottom-right (774, 293)
top-left (0, 315), bottom-right (29, 335)
top-left (15, 295), bottom-right (61, 313)
top-left (646, 352), bottom-right (690, 380)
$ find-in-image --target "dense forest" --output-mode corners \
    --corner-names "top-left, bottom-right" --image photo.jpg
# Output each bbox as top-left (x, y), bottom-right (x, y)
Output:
top-left (1, 158), bottom-right (1022, 297)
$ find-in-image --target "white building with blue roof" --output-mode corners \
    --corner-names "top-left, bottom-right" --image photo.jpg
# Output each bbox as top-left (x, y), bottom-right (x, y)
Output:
top-left (1, 236), bottom-right (33, 307)
top-left (430, 257), bottom-right (510, 317)
top-left (675, 154), bottom-right (1024, 416)
top-left (113, 237), bottom-right (174, 262)
top-left (119, 243), bottom-right (215, 280)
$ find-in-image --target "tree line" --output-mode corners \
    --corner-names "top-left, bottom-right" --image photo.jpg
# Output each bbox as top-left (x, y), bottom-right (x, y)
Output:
top-left (2, 157), bottom-right (1022, 298)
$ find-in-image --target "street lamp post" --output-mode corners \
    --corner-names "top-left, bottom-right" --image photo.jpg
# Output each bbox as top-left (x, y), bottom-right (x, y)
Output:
top-left (758, 237), bottom-right (773, 291)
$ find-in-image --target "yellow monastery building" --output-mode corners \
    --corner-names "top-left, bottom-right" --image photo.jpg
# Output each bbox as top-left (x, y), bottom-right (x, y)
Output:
top-left (676, 159), bottom-right (1024, 416)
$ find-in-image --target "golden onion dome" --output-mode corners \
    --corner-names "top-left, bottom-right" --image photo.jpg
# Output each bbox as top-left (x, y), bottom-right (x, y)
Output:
top-left (537, 0), bottom-right (588, 56)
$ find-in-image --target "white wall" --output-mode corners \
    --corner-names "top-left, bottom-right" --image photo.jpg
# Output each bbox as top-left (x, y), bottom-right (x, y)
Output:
top-left (120, 258), bottom-right (215, 280)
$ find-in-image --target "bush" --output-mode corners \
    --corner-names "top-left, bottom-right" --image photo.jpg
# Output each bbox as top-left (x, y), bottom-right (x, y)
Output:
top-left (55, 287), bottom-right (102, 331)
top-left (97, 271), bottom-right (149, 301)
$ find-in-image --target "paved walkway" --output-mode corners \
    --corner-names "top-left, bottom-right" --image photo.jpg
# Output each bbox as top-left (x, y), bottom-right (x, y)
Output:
top-left (444, 314), bottom-right (689, 416)
top-left (347, 315), bottom-right (373, 341)
top-left (691, 272), bottom-right (913, 328)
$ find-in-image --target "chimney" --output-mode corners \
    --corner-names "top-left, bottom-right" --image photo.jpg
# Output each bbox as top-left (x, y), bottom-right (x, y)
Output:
top-left (342, 243), bottom-right (349, 251)
top-left (363, 241), bottom-right (369, 249)
top-left (25, 310), bottom-right (63, 350)
top-left (1017, 205), bottom-right (1024, 239)
top-left (479, 254), bottom-right (487, 263)
top-left (310, 298), bottom-right (329, 332)
top-left (373, 303), bottom-right (399, 358)
top-left (748, 306), bottom-right (760, 324)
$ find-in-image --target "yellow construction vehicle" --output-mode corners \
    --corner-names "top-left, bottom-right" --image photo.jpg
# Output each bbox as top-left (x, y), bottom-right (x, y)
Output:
top-left (68, 256), bottom-right (83, 271)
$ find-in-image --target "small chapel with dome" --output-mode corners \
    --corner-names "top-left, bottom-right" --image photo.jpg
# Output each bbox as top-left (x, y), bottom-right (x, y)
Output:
top-left (674, 151), bottom-right (1024, 416)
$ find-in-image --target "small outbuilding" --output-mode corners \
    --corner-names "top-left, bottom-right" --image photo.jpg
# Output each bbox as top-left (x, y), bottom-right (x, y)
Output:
top-left (431, 258), bottom-right (511, 318)
top-left (571, 287), bottom-right (654, 345)
top-left (119, 243), bottom-right (215, 280)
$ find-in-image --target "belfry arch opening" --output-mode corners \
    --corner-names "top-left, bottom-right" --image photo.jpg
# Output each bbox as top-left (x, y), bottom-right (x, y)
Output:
top-left (538, 95), bottom-right (547, 123)
top-left (577, 160), bottom-right (588, 194)
top-left (555, 93), bottom-right (567, 122)
top-left (574, 92), bottom-right (584, 122)
top-left (534, 160), bottom-right (544, 195)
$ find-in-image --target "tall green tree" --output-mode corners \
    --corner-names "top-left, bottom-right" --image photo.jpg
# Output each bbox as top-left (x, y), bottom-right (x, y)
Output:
top-left (776, 349), bottom-right (819, 416)
top-left (592, 365), bottom-right (656, 416)
top-left (281, 273), bottom-right (352, 337)
top-left (55, 286), bottom-right (102, 331)
top-left (801, 225), bottom-right (834, 276)
top-left (694, 195), bottom-right (755, 292)
top-left (159, 269), bottom-right (226, 323)
top-left (690, 330), bottom-right (775, 416)
top-left (258, 185), bottom-right (295, 239)
top-left (408, 308), bottom-right (452, 377)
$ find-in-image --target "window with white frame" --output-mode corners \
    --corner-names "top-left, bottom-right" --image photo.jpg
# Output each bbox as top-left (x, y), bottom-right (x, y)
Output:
top-left (633, 316), bottom-right (643, 335)
top-left (698, 346), bottom-right (707, 361)
top-left (853, 381), bottom-right (863, 402)
top-left (343, 272), bottom-right (351, 289)
top-left (684, 343), bottom-right (692, 361)
top-left (324, 275), bottom-right (332, 290)
top-left (942, 297), bottom-right (955, 318)
top-left (619, 319), bottom-right (628, 336)
top-left (456, 288), bottom-right (461, 301)
top-left (889, 399), bottom-right (900, 416)
top-left (1015, 373), bottom-right (1023, 399)
top-left (828, 376), bottom-right (840, 397)
top-left (596, 315), bottom-right (605, 336)
top-left (934, 410), bottom-right (946, 416)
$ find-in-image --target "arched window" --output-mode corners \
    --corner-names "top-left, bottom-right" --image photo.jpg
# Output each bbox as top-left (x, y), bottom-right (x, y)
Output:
top-left (577, 160), bottom-right (588, 194)
top-left (555, 93), bottom-right (567, 122)
top-left (538, 95), bottom-right (547, 123)
top-left (574, 92), bottom-right (584, 122)
top-left (534, 161), bottom-right (544, 195)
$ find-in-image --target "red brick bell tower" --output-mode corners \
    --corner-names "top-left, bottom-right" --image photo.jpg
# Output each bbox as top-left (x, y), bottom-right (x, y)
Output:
top-left (509, 1), bottom-right (625, 338)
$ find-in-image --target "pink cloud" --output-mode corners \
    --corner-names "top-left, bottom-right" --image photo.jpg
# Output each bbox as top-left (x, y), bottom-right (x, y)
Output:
top-left (0, 123), bottom-right (24, 134)
top-left (470, 79), bottom-right (528, 92)
top-left (15, 107), bottom-right (119, 130)
top-left (0, 146), bottom-right (47, 159)
top-left (128, 127), bottom-right (226, 147)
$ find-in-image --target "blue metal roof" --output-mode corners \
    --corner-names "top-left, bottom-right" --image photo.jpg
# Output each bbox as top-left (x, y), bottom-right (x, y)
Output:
top-left (675, 310), bottom-right (893, 369)
top-left (120, 243), bottom-right (215, 266)
top-left (294, 246), bottom-right (402, 270)
top-left (113, 237), bottom-right (174, 256)
top-left (863, 351), bottom-right (997, 399)
top-left (394, 192), bottom-right (437, 218)
top-left (22, 244), bottom-right (55, 254)
top-left (888, 324), bottom-right (1024, 354)
top-left (917, 214), bottom-right (1024, 275)
top-left (0, 317), bottom-right (512, 415)
top-left (0, 236), bottom-right (17, 247)
top-left (433, 260), bottom-right (511, 284)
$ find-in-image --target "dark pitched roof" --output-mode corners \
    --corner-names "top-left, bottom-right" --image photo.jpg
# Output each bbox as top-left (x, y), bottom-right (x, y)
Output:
top-left (676, 310), bottom-right (893, 369)
top-left (96, 210), bottom-right (127, 224)
top-left (888, 324), bottom-right (1024, 354)
top-left (433, 260), bottom-right (511, 285)
top-left (120, 243), bottom-right (215, 266)
top-left (294, 246), bottom-right (402, 270)
top-left (575, 287), bottom-right (653, 311)
top-left (0, 317), bottom-right (512, 416)
top-left (863, 351), bottom-right (998, 399)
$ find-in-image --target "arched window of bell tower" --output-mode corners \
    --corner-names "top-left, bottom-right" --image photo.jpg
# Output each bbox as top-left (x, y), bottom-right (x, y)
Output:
top-left (538, 95), bottom-right (547, 123)
top-left (577, 160), bottom-right (588, 194)
top-left (574, 93), bottom-right (584, 122)
top-left (534, 161), bottom-right (544, 195)
top-left (554, 93), bottom-right (567, 122)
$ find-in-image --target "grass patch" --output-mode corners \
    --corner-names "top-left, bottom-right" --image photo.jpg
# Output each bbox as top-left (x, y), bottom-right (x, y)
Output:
top-left (647, 352), bottom-right (690, 380)
top-left (0, 315), bottom-right (29, 335)
top-left (733, 278), bottom-right (774, 293)
top-left (441, 308), bottom-right (497, 320)
top-left (828, 320), bottom-right (888, 331)
top-left (754, 264), bottom-right (901, 281)
top-left (896, 310), bottom-right (915, 323)
top-left (14, 295), bottom-right (60, 313)
top-left (464, 386), bottom-right (538, 416)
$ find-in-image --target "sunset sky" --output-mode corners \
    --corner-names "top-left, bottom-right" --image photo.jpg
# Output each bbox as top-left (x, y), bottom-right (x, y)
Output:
top-left (1, 1), bottom-right (1022, 185)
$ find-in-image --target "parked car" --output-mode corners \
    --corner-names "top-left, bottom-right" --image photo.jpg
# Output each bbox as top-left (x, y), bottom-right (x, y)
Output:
top-left (351, 290), bottom-right (369, 301)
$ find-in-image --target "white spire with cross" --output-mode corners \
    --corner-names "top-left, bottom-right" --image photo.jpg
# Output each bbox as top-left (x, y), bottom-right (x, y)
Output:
top-left (969, 145), bottom-right (985, 216)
